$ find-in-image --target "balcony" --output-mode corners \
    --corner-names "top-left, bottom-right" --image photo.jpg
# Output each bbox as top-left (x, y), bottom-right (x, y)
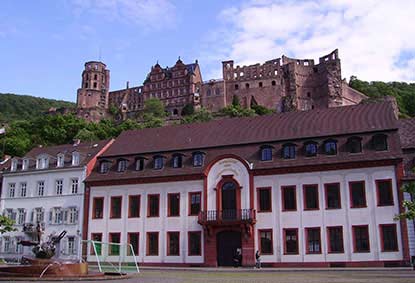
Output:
top-left (22, 222), bottom-right (45, 234)
top-left (198, 209), bottom-right (256, 226)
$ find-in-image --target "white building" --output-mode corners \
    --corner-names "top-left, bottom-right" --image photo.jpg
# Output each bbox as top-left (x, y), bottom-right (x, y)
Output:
top-left (0, 139), bottom-right (113, 260)
top-left (84, 101), bottom-right (414, 267)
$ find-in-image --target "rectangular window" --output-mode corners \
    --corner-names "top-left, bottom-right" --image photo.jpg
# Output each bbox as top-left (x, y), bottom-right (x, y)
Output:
top-left (167, 232), bottom-right (180, 256)
top-left (128, 195), bottom-right (140, 218)
top-left (50, 207), bottom-right (63, 224)
top-left (303, 184), bottom-right (319, 210)
top-left (71, 178), bottom-right (79, 194)
top-left (55, 179), bottom-right (63, 195)
top-left (148, 194), bottom-right (160, 217)
top-left (353, 225), bottom-right (370, 253)
top-left (136, 159), bottom-right (145, 171)
top-left (380, 224), bottom-right (398, 252)
top-left (305, 227), bottom-right (321, 254)
top-left (67, 207), bottom-right (78, 224)
top-left (259, 229), bottom-right (273, 255)
top-left (257, 187), bottom-right (272, 212)
top-left (67, 236), bottom-right (76, 255)
top-left (147, 232), bottom-right (159, 256)
top-left (376, 179), bottom-right (394, 206)
top-left (189, 192), bottom-right (201, 216)
top-left (168, 193), bottom-right (180, 217)
top-left (128, 232), bottom-right (139, 256)
top-left (110, 196), bottom-right (122, 219)
top-left (37, 181), bottom-right (45, 196)
top-left (34, 207), bottom-right (44, 222)
top-left (20, 182), bottom-right (27, 197)
top-left (284, 228), bottom-right (299, 254)
top-left (349, 181), bottom-right (367, 208)
top-left (92, 197), bottom-right (104, 219)
top-left (90, 233), bottom-right (102, 255)
top-left (8, 183), bottom-right (16, 198)
top-left (188, 231), bottom-right (202, 256)
top-left (327, 226), bottom-right (344, 253)
top-left (17, 208), bottom-right (26, 225)
top-left (281, 186), bottom-right (296, 211)
top-left (109, 233), bottom-right (121, 255)
top-left (325, 183), bottom-right (341, 209)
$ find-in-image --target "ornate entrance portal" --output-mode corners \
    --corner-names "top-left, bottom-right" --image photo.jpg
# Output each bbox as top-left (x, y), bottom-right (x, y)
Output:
top-left (216, 231), bottom-right (241, 266)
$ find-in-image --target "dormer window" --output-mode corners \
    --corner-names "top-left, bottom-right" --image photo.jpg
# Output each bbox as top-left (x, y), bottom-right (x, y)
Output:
top-left (36, 156), bottom-right (49, 169)
top-left (282, 143), bottom-right (296, 159)
top-left (117, 159), bottom-right (128, 172)
top-left (57, 154), bottom-right (65, 167)
top-left (72, 152), bottom-right (80, 166)
top-left (372, 134), bottom-right (388, 151)
top-left (11, 159), bottom-right (18, 172)
top-left (172, 154), bottom-right (183, 168)
top-left (154, 156), bottom-right (164, 170)
top-left (347, 137), bottom-right (362, 153)
top-left (22, 159), bottom-right (29, 171)
top-left (135, 158), bottom-right (145, 171)
top-left (260, 146), bottom-right (273, 161)
top-left (324, 140), bottom-right (337, 155)
top-left (192, 152), bottom-right (205, 167)
top-left (100, 161), bottom-right (111, 173)
top-left (304, 141), bottom-right (318, 157)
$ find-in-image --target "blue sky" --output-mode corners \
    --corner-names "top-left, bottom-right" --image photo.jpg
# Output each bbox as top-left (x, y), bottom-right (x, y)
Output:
top-left (1, 0), bottom-right (415, 102)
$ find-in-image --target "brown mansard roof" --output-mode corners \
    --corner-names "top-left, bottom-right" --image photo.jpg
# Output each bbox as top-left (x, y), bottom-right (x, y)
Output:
top-left (102, 101), bottom-right (398, 157)
top-left (399, 118), bottom-right (415, 149)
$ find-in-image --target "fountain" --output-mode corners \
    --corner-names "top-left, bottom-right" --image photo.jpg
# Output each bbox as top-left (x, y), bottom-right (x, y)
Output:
top-left (0, 223), bottom-right (123, 280)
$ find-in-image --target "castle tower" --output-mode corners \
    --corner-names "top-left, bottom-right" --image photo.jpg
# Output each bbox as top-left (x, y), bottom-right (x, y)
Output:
top-left (76, 61), bottom-right (110, 121)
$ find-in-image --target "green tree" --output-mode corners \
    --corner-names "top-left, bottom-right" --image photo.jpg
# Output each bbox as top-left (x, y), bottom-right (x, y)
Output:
top-left (395, 182), bottom-right (415, 220)
top-left (232, 95), bottom-right (240, 107)
top-left (143, 98), bottom-right (166, 118)
top-left (74, 128), bottom-right (99, 142)
top-left (181, 108), bottom-right (213, 124)
top-left (220, 105), bottom-right (256, 118)
top-left (0, 215), bottom-right (17, 234)
top-left (251, 104), bottom-right (274, 116)
top-left (181, 104), bottom-right (195, 116)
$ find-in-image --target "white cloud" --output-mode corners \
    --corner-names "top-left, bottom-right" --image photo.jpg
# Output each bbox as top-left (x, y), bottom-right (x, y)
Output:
top-left (70, 0), bottom-right (176, 31)
top-left (204, 0), bottom-right (415, 82)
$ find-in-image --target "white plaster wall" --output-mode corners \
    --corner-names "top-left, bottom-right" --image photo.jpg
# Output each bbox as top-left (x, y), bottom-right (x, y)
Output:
top-left (88, 180), bottom-right (204, 264)
top-left (206, 158), bottom-right (250, 211)
top-left (0, 167), bottom-right (86, 260)
top-left (404, 192), bottom-right (415, 258)
top-left (253, 166), bottom-right (403, 263)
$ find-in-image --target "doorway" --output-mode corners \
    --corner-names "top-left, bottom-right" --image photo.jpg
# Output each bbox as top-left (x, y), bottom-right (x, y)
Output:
top-left (216, 231), bottom-right (242, 266)
top-left (221, 181), bottom-right (237, 220)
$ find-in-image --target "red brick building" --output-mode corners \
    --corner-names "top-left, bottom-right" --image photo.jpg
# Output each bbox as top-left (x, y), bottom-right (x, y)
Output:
top-left (76, 49), bottom-right (366, 122)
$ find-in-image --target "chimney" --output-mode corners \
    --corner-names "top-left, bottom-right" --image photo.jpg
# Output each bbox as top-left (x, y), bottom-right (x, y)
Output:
top-left (126, 81), bottom-right (130, 89)
top-left (73, 139), bottom-right (81, 147)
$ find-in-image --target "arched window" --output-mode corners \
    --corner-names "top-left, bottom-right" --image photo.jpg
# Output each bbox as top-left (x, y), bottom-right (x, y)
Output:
top-left (245, 83), bottom-right (250, 89)
top-left (57, 153), bottom-right (65, 167)
top-left (234, 84), bottom-right (239, 90)
top-left (193, 152), bottom-right (205, 167)
top-left (282, 143), bottom-right (296, 159)
top-left (304, 141), bottom-right (318, 157)
top-left (347, 136), bottom-right (362, 153)
top-left (172, 154), bottom-right (183, 168)
top-left (154, 156), bottom-right (164, 170)
top-left (260, 146), bottom-right (273, 161)
top-left (324, 139), bottom-right (337, 155)
top-left (207, 89), bottom-right (211, 96)
top-left (117, 159), bottom-right (128, 172)
top-left (259, 82), bottom-right (263, 88)
top-left (372, 134), bottom-right (388, 151)
top-left (271, 80), bottom-right (276, 86)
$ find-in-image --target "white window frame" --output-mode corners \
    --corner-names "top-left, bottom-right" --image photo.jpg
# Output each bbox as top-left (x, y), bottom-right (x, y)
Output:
top-left (57, 153), bottom-right (65, 167)
top-left (72, 152), bottom-right (80, 166)
top-left (22, 158), bottom-right (29, 171)
top-left (66, 207), bottom-right (78, 225)
top-left (55, 179), bottom-right (63, 195)
top-left (11, 159), bottom-right (18, 172)
top-left (50, 207), bottom-right (63, 225)
top-left (71, 178), bottom-right (79, 194)
top-left (20, 182), bottom-right (27, 197)
top-left (8, 183), bottom-right (16, 198)
top-left (37, 180), bottom-right (45, 196)
top-left (17, 208), bottom-right (26, 225)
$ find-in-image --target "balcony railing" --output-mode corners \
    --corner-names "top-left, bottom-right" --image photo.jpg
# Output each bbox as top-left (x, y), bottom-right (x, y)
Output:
top-left (198, 209), bottom-right (256, 225)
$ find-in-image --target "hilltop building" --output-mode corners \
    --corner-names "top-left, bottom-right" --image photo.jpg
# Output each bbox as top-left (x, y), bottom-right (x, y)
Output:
top-left (76, 49), bottom-right (366, 122)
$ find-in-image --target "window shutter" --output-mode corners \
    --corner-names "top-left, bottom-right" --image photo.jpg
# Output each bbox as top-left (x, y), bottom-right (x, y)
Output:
top-left (11, 211), bottom-right (17, 221)
top-left (74, 208), bottom-right (79, 224)
top-left (30, 211), bottom-right (34, 222)
top-left (49, 210), bottom-right (53, 223)
top-left (64, 209), bottom-right (68, 224)
top-left (40, 208), bottom-right (45, 222)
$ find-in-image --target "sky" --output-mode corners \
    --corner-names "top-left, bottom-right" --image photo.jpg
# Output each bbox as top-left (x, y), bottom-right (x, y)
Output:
top-left (1, 0), bottom-right (415, 102)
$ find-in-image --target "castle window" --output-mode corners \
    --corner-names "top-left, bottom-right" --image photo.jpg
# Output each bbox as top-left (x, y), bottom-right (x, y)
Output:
top-left (304, 141), bottom-right (318, 157)
top-left (173, 109), bottom-right (178, 115)
top-left (117, 159), bottom-right (128, 172)
top-left (234, 84), bottom-right (239, 90)
top-left (307, 92), bottom-right (311, 97)
top-left (93, 82), bottom-right (97, 89)
top-left (282, 143), bottom-right (296, 159)
top-left (172, 154), bottom-right (183, 168)
top-left (153, 156), bottom-right (164, 170)
top-left (259, 82), bottom-right (263, 88)
top-left (215, 88), bottom-right (220, 95)
top-left (192, 152), bottom-right (205, 167)
top-left (260, 146), bottom-right (273, 161)
top-left (372, 134), bottom-right (388, 151)
top-left (324, 139), bottom-right (337, 155)
top-left (84, 83), bottom-right (88, 88)
top-left (94, 74), bottom-right (97, 80)
top-left (245, 83), bottom-right (250, 89)
top-left (271, 80), bottom-right (276, 86)
top-left (347, 136), bottom-right (362, 153)
top-left (206, 89), bottom-right (211, 96)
